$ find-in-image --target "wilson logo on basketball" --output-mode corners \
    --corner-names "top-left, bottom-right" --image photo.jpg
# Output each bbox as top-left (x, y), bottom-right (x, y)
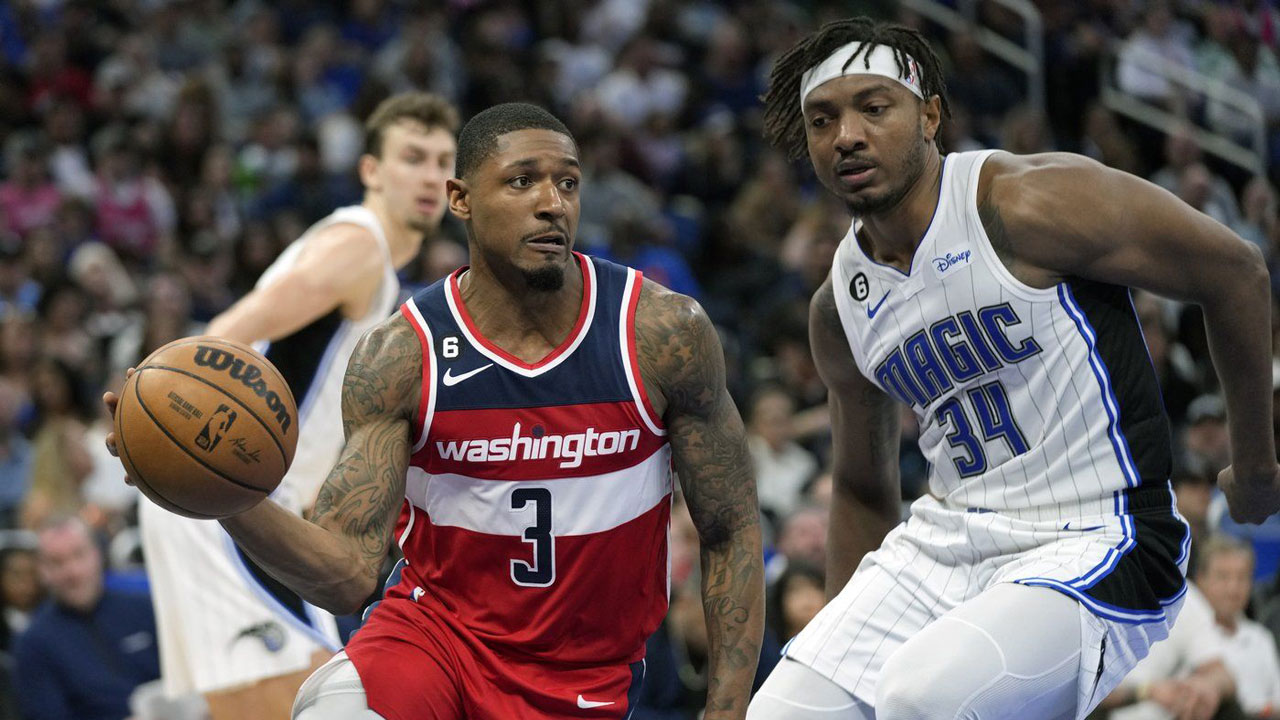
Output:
top-left (195, 404), bottom-right (237, 452)
top-left (192, 346), bottom-right (294, 433)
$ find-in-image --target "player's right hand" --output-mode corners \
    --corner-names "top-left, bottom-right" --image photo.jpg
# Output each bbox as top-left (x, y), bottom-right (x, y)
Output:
top-left (103, 367), bottom-right (135, 485)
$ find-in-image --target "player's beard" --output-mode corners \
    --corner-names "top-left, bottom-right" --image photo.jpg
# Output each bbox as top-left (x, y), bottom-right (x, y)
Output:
top-left (522, 263), bottom-right (565, 292)
top-left (846, 123), bottom-right (929, 216)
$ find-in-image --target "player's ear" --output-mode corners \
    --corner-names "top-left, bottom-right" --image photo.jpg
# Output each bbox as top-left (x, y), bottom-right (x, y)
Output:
top-left (922, 95), bottom-right (942, 144)
top-left (358, 153), bottom-right (381, 191)
top-left (448, 178), bottom-right (471, 221)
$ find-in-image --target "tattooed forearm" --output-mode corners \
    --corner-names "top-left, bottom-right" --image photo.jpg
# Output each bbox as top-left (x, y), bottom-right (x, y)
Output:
top-left (636, 284), bottom-right (764, 720)
top-left (221, 314), bottom-right (419, 614)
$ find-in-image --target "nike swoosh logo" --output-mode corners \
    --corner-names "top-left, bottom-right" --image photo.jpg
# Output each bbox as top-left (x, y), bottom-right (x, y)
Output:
top-left (577, 695), bottom-right (615, 709)
top-left (441, 363), bottom-right (494, 387)
top-left (1062, 522), bottom-right (1104, 532)
top-left (866, 290), bottom-right (890, 319)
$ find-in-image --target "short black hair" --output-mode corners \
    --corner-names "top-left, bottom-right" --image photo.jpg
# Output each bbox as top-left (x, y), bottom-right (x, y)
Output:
top-left (762, 17), bottom-right (951, 160)
top-left (455, 102), bottom-right (576, 179)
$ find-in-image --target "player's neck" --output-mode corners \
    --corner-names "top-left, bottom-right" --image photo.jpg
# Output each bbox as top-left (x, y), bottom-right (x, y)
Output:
top-left (457, 254), bottom-right (585, 360)
top-left (361, 197), bottom-right (427, 269)
top-left (856, 151), bottom-right (943, 271)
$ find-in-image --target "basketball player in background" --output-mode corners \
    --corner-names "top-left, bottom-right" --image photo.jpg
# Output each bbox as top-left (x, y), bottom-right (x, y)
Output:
top-left (746, 17), bottom-right (1280, 720)
top-left (138, 92), bottom-right (459, 718)
top-left (110, 102), bottom-right (764, 718)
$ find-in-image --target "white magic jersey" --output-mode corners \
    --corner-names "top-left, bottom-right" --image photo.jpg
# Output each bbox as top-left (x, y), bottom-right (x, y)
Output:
top-left (782, 150), bottom-right (1189, 718)
top-left (830, 150), bottom-right (1172, 518)
top-left (256, 205), bottom-right (400, 511)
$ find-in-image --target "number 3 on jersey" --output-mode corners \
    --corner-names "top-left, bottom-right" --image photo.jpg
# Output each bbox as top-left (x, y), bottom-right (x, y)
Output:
top-left (510, 487), bottom-right (555, 587)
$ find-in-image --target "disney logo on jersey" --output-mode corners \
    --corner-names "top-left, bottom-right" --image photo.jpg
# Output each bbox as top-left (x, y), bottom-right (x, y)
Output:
top-left (192, 345), bottom-right (293, 434)
top-left (436, 422), bottom-right (641, 469)
top-left (932, 249), bottom-right (972, 277)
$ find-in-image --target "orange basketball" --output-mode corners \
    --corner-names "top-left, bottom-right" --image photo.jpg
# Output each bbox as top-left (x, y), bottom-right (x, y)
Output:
top-left (114, 336), bottom-right (299, 519)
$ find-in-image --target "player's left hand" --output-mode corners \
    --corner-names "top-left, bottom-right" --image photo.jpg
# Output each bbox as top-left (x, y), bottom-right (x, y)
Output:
top-left (1218, 463), bottom-right (1280, 524)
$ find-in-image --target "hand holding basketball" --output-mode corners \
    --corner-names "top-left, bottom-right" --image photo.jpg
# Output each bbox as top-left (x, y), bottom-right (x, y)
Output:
top-left (106, 337), bottom-right (299, 519)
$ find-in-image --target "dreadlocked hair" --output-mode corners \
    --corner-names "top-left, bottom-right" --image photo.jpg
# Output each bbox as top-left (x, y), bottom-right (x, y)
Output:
top-left (762, 17), bottom-right (951, 160)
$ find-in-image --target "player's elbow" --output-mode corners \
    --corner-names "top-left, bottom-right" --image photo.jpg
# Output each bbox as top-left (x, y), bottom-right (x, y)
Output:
top-left (318, 577), bottom-right (376, 616)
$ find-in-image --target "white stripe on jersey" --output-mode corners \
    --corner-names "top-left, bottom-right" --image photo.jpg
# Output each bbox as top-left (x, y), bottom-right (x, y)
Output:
top-left (403, 297), bottom-right (438, 453)
top-left (405, 445), bottom-right (673, 536)
top-left (827, 150), bottom-right (1145, 516)
top-left (619, 269), bottom-right (665, 436)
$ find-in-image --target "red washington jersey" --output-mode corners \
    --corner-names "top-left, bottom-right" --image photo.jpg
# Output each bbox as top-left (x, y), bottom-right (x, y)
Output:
top-left (381, 253), bottom-right (671, 666)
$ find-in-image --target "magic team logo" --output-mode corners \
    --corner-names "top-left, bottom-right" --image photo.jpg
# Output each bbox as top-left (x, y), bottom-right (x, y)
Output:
top-left (231, 621), bottom-right (286, 653)
top-left (195, 404), bottom-right (237, 452)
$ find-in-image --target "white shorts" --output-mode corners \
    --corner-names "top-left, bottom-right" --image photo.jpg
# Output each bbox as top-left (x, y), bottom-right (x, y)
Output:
top-left (141, 499), bottom-right (342, 696)
top-left (784, 484), bottom-right (1190, 719)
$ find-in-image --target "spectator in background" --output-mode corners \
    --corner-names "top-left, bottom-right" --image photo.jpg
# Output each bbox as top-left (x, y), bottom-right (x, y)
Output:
top-left (1179, 162), bottom-right (1237, 228)
top-left (0, 544), bottom-right (39, 720)
top-left (14, 515), bottom-right (159, 720)
top-left (91, 127), bottom-right (176, 266)
top-left (1117, 0), bottom-right (1196, 108)
top-left (764, 562), bottom-right (824, 647)
top-left (0, 544), bottom-right (39, 655)
top-left (766, 504), bottom-right (828, 584)
top-left (1134, 290), bottom-right (1199, 425)
top-left (945, 29), bottom-right (1021, 141)
top-left (19, 359), bottom-right (95, 530)
top-left (1235, 176), bottom-right (1278, 258)
top-left (1197, 535), bottom-right (1280, 718)
top-left (42, 98), bottom-right (96, 200)
top-left (748, 385), bottom-right (818, 523)
top-left (1182, 394), bottom-right (1232, 476)
top-left (594, 35), bottom-right (688, 131)
top-left (1207, 27), bottom-right (1280, 143)
top-left (0, 136), bottom-right (61, 239)
top-left (1101, 579), bottom-right (1236, 720)
top-left (0, 380), bottom-right (31, 527)
top-left (0, 243), bottom-right (39, 318)
top-left (1173, 467), bottom-right (1217, 578)
top-left (107, 273), bottom-right (201, 380)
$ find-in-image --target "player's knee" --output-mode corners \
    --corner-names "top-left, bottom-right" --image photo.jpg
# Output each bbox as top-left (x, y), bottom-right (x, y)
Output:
top-left (292, 652), bottom-right (385, 720)
top-left (875, 622), bottom-right (998, 720)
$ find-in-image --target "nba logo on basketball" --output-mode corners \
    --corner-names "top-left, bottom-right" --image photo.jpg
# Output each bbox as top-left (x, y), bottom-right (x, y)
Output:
top-left (196, 404), bottom-right (237, 452)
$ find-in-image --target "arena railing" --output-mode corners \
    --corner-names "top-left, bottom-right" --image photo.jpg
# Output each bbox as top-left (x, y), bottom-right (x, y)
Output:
top-left (899, 0), bottom-right (1045, 116)
top-left (1099, 41), bottom-right (1266, 176)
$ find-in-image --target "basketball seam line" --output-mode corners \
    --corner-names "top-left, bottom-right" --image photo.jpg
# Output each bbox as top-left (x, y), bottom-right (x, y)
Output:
top-left (131, 370), bottom-right (276, 494)
top-left (141, 364), bottom-right (291, 465)
top-left (117, 385), bottom-right (220, 519)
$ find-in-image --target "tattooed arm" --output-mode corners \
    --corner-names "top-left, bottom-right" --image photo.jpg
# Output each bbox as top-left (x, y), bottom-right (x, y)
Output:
top-left (219, 315), bottom-right (419, 614)
top-left (810, 279), bottom-right (901, 597)
top-left (635, 282), bottom-right (763, 720)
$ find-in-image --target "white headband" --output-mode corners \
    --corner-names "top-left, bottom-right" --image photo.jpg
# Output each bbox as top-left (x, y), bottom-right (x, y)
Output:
top-left (799, 42), bottom-right (924, 105)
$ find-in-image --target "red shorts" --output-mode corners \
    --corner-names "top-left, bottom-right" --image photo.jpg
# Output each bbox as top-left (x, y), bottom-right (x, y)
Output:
top-left (344, 597), bottom-right (645, 720)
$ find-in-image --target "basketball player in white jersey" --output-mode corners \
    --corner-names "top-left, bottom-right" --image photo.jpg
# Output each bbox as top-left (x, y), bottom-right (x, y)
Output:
top-left (138, 92), bottom-right (459, 718)
top-left (746, 17), bottom-right (1280, 720)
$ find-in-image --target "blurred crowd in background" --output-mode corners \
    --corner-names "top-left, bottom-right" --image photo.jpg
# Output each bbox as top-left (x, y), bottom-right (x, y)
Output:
top-left (1, 0), bottom-right (1280, 718)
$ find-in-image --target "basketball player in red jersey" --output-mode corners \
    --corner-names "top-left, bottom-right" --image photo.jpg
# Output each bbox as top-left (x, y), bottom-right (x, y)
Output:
top-left (106, 102), bottom-right (764, 719)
